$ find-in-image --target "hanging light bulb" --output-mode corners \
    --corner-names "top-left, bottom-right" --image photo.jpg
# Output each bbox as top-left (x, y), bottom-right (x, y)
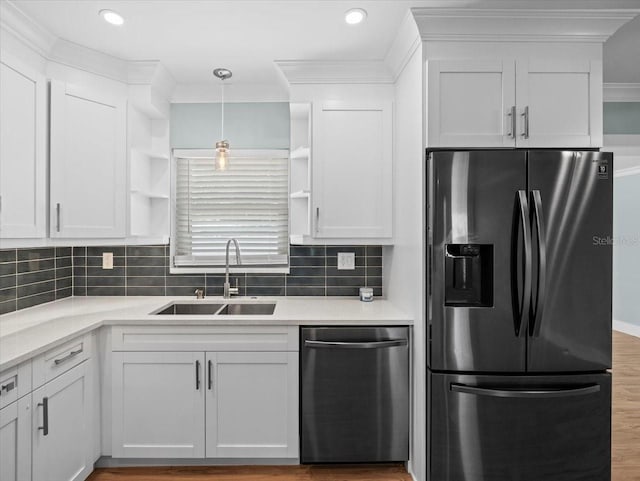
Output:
top-left (213, 68), bottom-right (232, 171)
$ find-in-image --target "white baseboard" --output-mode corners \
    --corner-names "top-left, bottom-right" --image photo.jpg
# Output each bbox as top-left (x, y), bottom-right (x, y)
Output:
top-left (613, 319), bottom-right (640, 338)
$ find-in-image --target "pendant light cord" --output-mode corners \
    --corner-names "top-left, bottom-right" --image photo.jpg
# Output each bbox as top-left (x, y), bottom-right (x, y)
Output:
top-left (220, 78), bottom-right (225, 140)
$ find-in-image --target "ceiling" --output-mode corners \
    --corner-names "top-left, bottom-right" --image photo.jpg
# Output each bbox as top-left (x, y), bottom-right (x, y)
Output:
top-left (7, 0), bottom-right (640, 88)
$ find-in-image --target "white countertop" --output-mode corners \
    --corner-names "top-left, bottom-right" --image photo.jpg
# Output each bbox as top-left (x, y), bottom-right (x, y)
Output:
top-left (0, 296), bottom-right (412, 371)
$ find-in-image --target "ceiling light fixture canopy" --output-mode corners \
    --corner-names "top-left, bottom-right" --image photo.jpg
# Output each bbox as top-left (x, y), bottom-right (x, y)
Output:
top-left (213, 68), bottom-right (232, 171)
top-left (344, 8), bottom-right (367, 25)
top-left (99, 9), bottom-right (124, 26)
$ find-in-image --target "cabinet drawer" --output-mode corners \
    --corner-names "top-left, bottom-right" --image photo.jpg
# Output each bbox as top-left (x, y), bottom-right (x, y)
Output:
top-left (111, 326), bottom-right (299, 352)
top-left (0, 361), bottom-right (31, 409)
top-left (32, 335), bottom-right (91, 389)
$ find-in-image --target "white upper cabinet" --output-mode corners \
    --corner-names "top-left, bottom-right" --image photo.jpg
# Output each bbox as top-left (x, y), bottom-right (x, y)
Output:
top-left (0, 54), bottom-right (47, 239)
top-left (427, 56), bottom-right (602, 149)
top-left (50, 80), bottom-right (127, 238)
top-left (428, 59), bottom-right (516, 148)
top-left (516, 59), bottom-right (602, 148)
top-left (313, 100), bottom-right (393, 240)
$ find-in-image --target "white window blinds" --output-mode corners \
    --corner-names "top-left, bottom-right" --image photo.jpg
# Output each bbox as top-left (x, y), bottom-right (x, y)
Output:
top-left (172, 149), bottom-right (289, 269)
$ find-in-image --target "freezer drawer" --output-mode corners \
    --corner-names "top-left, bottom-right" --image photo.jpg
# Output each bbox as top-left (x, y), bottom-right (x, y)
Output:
top-left (429, 371), bottom-right (611, 481)
top-left (300, 327), bottom-right (409, 463)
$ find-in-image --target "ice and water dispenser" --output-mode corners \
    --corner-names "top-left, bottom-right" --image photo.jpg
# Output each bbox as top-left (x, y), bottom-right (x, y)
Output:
top-left (444, 244), bottom-right (493, 307)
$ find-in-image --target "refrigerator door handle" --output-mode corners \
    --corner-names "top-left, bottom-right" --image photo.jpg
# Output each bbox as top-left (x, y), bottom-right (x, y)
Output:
top-left (450, 383), bottom-right (600, 399)
top-left (513, 190), bottom-right (532, 337)
top-left (530, 190), bottom-right (547, 337)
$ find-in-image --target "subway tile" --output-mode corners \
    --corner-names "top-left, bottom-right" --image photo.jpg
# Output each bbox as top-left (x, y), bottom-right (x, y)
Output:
top-left (0, 299), bottom-right (16, 315)
top-left (286, 286), bottom-right (325, 296)
top-left (326, 246), bottom-right (365, 258)
top-left (17, 291), bottom-right (55, 310)
top-left (366, 246), bottom-right (383, 257)
top-left (372, 287), bottom-right (383, 297)
top-left (86, 276), bottom-right (125, 287)
top-left (327, 287), bottom-right (360, 297)
top-left (126, 286), bottom-right (165, 296)
top-left (205, 274), bottom-right (226, 287)
top-left (56, 287), bottom-right (72, 299)
top-left (17, 270), bottom-right (55, 286)
top-left (18, 258), bottom-right (54, 273)
top-left (366, 266), bottom-right (383, 277)
top-left (327, 276), bottom-right (365, 287)
top-left (166, 286), bottom-right (205, 297)
top-left (73, 266), bottom-right (87, 278)
top-left (86, 286), bottom-right (126, 296)
top-left (366, 256), bottom-right (383, 267)
top-left (289, 266), bottom-right (325, 277)
top-left (166, 275), bottom-right (205, 287)
top-left (0, 275), bottom-right (16, 290)
top-left (72, 247), bottom-right (87, 260)
top-left (18, 248), bottom-right (55, 262)
top-left (0, 250), bottom-right (16, 263)
top-left (74, 285), bottom-right (87, 296)
top-left (56, 247), bottom-right (72, 257)
top-left (290, 246), bottom-right (325, 257)
top-left (126, 245), bottom-right (165, 257)
top-left (246, 274), bottom-right (285, 287)
top-left (126, 256), bottom-right (166, 267)
top-left (290, 257), bottom-right (325, 267)
top-left (126, 266), bottom-right (165, 277)
top-left (0, 287), bottom-right (16, 303)
top-left (326, 267), bottom-right (365, 277)
top-left (286, 276), bottom-right (325, 287)
top-left (326, 255), bottom-right (365, 268)
top-left (56, 277), bottom-right (73, 290)
top-left (246, 286), bottom-right (285, 297)
top-left (0, 262), bottom-right (16, 276)
top-left (17, 280), bottom-right (56, 298)
top-left (126, 276), bottom-right (165, 287)
top-left (366, 276), bottom-right (383, 288)
top-left (87, 246), bottom-right (125, 257)
top-left (87, 266), bottom-right (125, 277)
top-left (56, 256), bottom-right (72, 268)
top-left (56, 267), bottom-right (73, 279)
top-left (87, 256), bottom-right (125, 268)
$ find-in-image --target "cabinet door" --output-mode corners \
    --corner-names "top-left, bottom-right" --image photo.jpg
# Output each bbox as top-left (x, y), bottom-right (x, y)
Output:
top-left (0, 54), bottom-right (46, 238)
top-left (427, 59), bottom-right (516, 148)
top-left (205, 352), bottom-right (298, 458)
top-left (516, 59), bottom-right (602, 148)
top-left (112, 352), bottom-right (205, 458)
top-left (32, 361), bottom-right (92, 481)
top-left (0, 397), bottom-right (32, 481)
top-left (313, 101), bottom-right (392, 239)
top-left (50, 81), bottom-right (127, 238)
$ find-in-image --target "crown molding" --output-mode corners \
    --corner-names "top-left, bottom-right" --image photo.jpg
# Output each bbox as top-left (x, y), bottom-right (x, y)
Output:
top-left (604, 83), bottom-right (640, 102)
top-left (0, 0), bottom-right (56, 56)
top-left (275, 60), bottom-right (394, 85)
top-left (384, 11), bottom-right (422, 82)
top-left (412, 8), bottom-right (640, 43)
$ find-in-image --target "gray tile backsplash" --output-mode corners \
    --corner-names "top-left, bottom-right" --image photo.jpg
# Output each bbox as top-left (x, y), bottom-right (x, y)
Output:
top-left (0, 244), bottom-right (383, 314)
top-left (0, 247), bottom-right (72, 315)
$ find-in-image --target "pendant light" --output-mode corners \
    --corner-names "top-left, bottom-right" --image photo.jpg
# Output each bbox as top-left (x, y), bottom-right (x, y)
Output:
top-left (213, 68), bottom-right (232, 170)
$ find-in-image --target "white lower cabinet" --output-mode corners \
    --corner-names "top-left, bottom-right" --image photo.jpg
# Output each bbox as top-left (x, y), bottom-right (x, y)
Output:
top-left (0, 396), bottom-right (32, 481)
top-left (111, 352), bottom-right (205, 458)
top-left (205, 352), bottom-right (298, 458)
top-left (112, 349), bottom-right (299, 459)
top-left (32, 361), bottom-right (93, 481)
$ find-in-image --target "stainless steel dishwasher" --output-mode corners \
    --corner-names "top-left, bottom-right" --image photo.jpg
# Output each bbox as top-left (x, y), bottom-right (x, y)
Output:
top-left (300, 326), bottom-right (409, 463)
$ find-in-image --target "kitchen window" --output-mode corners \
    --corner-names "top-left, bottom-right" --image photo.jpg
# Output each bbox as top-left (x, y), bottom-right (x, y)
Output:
top-left (171, 149), bottom-right (289, 273)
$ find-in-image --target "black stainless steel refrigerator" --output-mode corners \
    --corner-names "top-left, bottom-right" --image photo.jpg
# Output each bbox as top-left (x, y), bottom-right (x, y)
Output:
top-left (426, 150), bottom-right (613, 481)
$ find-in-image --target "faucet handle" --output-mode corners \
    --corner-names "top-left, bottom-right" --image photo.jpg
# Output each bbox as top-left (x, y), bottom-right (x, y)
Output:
top-left (195, 288), bottom-right (204, 299)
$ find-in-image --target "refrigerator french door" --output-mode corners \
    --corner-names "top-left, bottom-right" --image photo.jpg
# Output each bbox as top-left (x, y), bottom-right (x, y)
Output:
top-left (427, 150), bottom-right (613, 481)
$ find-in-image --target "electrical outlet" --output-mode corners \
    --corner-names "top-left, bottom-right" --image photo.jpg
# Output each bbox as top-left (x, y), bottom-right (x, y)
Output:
top-left (102, 252), bottom-right (114, 269)
top-left (337, 252), bottom-right (355, 270)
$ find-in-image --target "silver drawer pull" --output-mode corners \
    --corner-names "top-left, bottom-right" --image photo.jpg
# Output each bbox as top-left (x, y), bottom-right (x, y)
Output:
top-left (54, 348), bottom-right (83, 365)
top-left (304, 339), bottom-right (408, 349)
top-left (0, 380), bottom-right (16, 395)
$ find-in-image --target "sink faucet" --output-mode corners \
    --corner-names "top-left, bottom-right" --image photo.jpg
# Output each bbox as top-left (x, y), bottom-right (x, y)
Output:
top-left (224, 238), bottom-right (242, 298)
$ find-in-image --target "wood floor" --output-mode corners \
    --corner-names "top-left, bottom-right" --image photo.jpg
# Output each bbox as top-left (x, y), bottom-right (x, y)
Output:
top-left (87, 331), bottom-right (640, 481)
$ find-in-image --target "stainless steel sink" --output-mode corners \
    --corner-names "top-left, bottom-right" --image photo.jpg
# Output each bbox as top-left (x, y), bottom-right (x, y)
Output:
top-left (153, 302), bottom-right (276, 315)
top-left (154, 303), bottom-right (225, 315)
top-left (216, 303), bottom-right (276, 315)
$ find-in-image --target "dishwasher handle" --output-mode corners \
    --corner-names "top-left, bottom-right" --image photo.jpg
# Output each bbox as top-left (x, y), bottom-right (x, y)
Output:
top-left (304, 339), bottom-right (408, 349)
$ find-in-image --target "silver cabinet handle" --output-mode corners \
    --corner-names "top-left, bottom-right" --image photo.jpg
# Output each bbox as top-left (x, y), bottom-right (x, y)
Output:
top-left (208, 360), bottom-right (213, 391)
top-left (38, 397), bottom-right (49, 436)
top-left (507, 106), bottom-right (516, 138)
top-left (315, 207), bottom-right (320, 234)
top-left (0, 380), bottom-right (16, 395)
top-left (521, 106), bottom-right (529, 139)
top-left (304, 339), bottom-right (408, 349)
top-left (56, 203), bottom-right (61, 232)
top-left (195, 360), bottom-right (201, 390)
top-left (53, 348), bottom-right (83, 365)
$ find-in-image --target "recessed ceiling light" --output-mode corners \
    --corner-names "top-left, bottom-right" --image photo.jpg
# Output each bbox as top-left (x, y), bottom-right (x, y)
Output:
top-left (99, 9), bottom-right (124, 26)
top-left (345, 8), bottom-right (367, 25)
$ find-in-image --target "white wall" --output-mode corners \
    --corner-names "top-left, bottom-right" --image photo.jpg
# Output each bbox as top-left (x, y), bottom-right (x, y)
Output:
top-left (384, 42), bottom-right (425, 481)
